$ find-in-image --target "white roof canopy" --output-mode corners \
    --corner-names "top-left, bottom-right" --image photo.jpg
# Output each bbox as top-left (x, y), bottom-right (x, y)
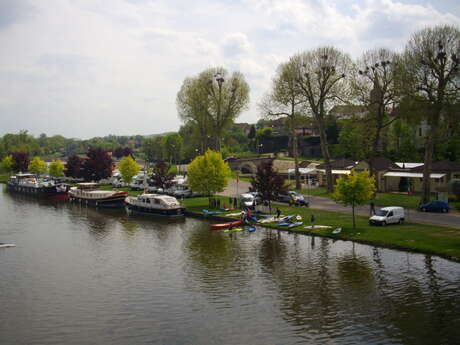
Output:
top-left (395, 162), bottom-right (424, 169)
top-left (316, 169), bottom-right (351, 175)
top-left (384, 171), bottom-right (445, 179)
top-left (287, 168), bottom-right (317, 174)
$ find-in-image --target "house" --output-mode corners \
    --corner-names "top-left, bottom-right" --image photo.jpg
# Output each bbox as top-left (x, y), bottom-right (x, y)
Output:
top-left (354, 157), bottom-right (399, 192)
top-left (329, 105), bottom-right (367, 120)
top-left (315, 159), bottom-right (357, 187)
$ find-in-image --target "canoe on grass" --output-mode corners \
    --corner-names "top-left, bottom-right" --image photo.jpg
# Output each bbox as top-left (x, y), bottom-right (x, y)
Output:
top-left (275, 215), bottom-right (294, 223)
top-left (247, 226), bottom-right (256, 232)
top-left (203, 209), bottom-right (224, 215)
top-left (209, 220), bottom-right (243, 230)
top-left (0, 243), bottom-right (16, 248)
top-left (287, 222), bottom-right (302, 228)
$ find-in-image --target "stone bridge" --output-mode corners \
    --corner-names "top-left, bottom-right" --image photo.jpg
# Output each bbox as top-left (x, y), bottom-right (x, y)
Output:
top-left (226, 157), bottom-right (274, 174)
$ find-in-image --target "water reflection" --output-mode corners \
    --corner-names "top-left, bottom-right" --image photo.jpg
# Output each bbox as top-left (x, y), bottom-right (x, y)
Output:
top-left (1, 187), bottom-right (460, 345)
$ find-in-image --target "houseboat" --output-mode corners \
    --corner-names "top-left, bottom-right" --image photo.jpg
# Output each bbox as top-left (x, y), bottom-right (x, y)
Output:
top-left (7, 173), bottom-right (70, 200)
top-left (125, 193), bottom-right (185, 217)
top-left (69, 183), bottom-right (128, 208)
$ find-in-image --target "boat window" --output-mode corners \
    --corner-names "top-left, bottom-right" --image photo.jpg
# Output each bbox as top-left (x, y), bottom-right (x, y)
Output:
top-left (154, 199), bottom-right (160, 204)
top-left (146, 199), bottom-right (150, 203)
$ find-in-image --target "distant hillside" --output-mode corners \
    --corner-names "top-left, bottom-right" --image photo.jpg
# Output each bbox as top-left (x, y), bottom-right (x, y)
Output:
top-left (144, 132), bottom-right (175, 138)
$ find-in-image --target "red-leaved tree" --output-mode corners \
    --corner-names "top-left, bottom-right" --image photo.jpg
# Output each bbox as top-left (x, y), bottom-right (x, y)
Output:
top-left (65, 155), bottom-right (84, 178)
top-left (151, 160), bottom-right (175, 191)
top-left (81, 148), bottom-right (114, 181)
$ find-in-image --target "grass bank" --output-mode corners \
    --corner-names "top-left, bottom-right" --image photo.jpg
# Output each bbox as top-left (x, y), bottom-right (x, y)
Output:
top-left (297, 187), bottom-right (460, 210)
top-left (0, 173), bottom-right (9, 183)
top-left (183, 196), bottom-right (460, 262)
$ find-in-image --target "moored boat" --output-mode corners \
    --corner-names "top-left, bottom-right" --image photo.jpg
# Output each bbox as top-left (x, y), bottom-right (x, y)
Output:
top-left (7, 173), bottom-right (70, 200)
top-left (69, 183), bottom-right (127, 208)
top-left (125, 193), bottom-right (185, 217)
top-left (209, 220), bottom-right (243, 230)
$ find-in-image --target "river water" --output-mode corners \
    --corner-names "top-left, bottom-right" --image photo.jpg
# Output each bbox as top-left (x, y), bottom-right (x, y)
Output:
top-left (1, 188), bottom-right (459, 345)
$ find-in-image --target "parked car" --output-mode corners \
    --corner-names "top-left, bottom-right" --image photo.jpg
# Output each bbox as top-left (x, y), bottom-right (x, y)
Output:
top-left (277, 191), bottom-right (307, 206)
top-left (419, 200), bottom-right (449, 213)
top-left (369, 206), bottom-right (405, 226)
top-left (240, 193), bottom-right (256, 208)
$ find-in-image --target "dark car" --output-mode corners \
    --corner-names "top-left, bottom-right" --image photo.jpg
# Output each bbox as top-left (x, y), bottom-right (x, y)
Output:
top-left (419, 200), bottom-right (449, 213)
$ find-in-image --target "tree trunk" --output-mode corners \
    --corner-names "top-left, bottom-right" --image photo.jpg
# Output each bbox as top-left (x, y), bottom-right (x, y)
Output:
top-left (421, 112), bottom-right (440, 204)
top-left (352, 202), bottom-right (356, 229)
top-left (292, 128), bottom-right (301, 190)
top-left (317, 115), bottom-right (333, 193)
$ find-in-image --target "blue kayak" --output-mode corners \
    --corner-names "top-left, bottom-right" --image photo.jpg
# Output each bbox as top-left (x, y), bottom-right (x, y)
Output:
top-left (246, 226), bottom-right (256, 232)
top-left (203, 209), bottom-right (223, 215)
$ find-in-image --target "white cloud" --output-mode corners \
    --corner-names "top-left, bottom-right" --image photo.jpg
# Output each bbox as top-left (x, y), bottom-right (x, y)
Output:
top-left (0, 0), bottom-right (458, 138)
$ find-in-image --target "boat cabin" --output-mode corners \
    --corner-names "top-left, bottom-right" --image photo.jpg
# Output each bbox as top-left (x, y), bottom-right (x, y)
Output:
top-left (133, 194), bottom-right (181, 209)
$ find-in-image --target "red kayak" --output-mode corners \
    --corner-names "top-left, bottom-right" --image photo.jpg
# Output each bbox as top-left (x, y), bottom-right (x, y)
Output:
top-left (209, 220), bottom-right (243, 230)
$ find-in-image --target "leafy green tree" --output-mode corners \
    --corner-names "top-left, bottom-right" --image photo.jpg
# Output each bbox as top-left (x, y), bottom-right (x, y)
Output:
top-left (336, 119), bottom-right (371, 160)
top-left (250, 160), bottom-right (287, 211)
top-left (118, 156), bottom-right (140, 184)
top-left (333, 170), bottom-right (376, 228)
top-left (188, 150), bottom-right (230, 196)
top-left (164, 133), bottom-right (183, 164)
top-left (449, 179), bottom-right (460, 201)
top-left (0, 155), bottom-right (13, 173)
top-left (294, 47), bottom-right (353, 193)
top-left (396, 25), bottom-right (460, 203)
top-left (28, 157), bottom-right (47, 176)
top-left (49, 159), bottom-right (65, 178)
top-left (177, 67), bottom-right (250, 151)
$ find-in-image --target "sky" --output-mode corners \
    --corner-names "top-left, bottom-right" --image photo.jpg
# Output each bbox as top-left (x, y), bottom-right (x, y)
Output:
top-left (0, 0), bottom-right (459, 139)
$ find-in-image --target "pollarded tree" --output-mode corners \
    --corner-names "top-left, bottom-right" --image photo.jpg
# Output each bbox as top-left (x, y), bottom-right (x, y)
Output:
top-left (294, 47), bottom-right (353, 193)
top-left (259, 59), bottom-right (304, 189)
top-left (333, 170), bottom-right (376, 229)
top-left (164, 133), bottom-right (183, 164)
top-left (177, 67), bottom-right (250, 151)
top-left (28, 157), bottom-right (47, 176)
top-left (352, 48), bottom-right (398, 176)
top-left (249, 160), bottom-right (287, 211)
top-left (49, 159), bottom-right (65, 178)
top-left (118, 156), bottom-right (140, 184)
top-left (65, 155), bottom-right (83, 178)
top-left (396, 25), bottom-right (460, 203)
top-left (151, 160), bottom-right (175, 191)
top-left (81, 148), bottom-right (114, 182)
top-left (188, 149), bottom-right (231, 196)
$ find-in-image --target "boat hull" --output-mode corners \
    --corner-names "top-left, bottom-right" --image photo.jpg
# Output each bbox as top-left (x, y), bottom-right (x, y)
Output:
top-left (7, 183), bottom-right (69, 200)
top-left (125, 203), bottom-right (185, 217)
top-left (69, 193), bottom-right (127, 208)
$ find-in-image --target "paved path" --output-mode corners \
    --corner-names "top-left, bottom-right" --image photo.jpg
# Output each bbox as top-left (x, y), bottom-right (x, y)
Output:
top-left (221, 179), bottom-right (460, 229)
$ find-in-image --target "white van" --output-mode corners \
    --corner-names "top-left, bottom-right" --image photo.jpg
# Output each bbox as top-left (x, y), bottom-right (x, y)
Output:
top-left (369, 206), bottom-right (405, 226)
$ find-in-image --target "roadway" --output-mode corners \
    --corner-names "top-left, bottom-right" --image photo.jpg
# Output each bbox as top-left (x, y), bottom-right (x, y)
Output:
top-left (221, 179), bottom-right (460, 229)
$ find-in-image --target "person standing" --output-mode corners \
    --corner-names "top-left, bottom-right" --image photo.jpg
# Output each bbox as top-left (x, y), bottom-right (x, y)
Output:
top-left (310, 214), bottom-right (316, 229)
top-left (276, 207), bottom-right (281, 219)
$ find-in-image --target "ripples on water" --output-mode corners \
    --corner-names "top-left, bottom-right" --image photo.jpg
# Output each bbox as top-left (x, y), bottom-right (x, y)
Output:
top-left (1, 189), bottom-right (460, 345)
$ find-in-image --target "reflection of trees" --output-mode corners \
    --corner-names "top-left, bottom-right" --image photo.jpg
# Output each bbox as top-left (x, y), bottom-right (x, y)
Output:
top-left (183, 223), bottom-right (250, 296)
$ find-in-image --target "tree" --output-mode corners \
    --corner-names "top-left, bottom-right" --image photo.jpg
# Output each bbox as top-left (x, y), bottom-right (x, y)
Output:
top-left (0, 155), bottom-right (13, 173)
top-left (11, 152), bottom-right (30, 173)
top-left (249, 160), bottom-right (287, 211)
top-left (151, 160), bottom-right (175, 191)
top-left (28, 157), bottom-right (47, 176)
top-left (188, 149), bottom-right (230, 196)
top-left (118, 156), bottom-right (140, 184)
top-left (336, 119), bottom-right (372, 160)
top-left (294, 47), bottom-right (353, 193)
top-left (81, 148), bottom-right (113, 182)
top-left (259, 60), bottom-right (304, 189)
top-left (142, 136), bottom-right (165, 165)
top-left (449, 179), bottom-right (460, 201)
top-left (396, 25), bottom-right (460, 203)
top-left (164, 133), bottom-right (183, 164)
top-left (65, 155), bottom-right (84, 178)
top-left (177, 67), bottom-right (250, 151)
top-left (333, 170), bottom-right (376, 228)
top-left (49, 159), bottom-right (65, 178)
top-left (352, 48), bottom-right (398, 176)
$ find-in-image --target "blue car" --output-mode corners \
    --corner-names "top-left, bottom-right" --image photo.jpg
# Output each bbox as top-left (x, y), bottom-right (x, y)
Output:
top-left (419, 200), bottom-right (449, 213)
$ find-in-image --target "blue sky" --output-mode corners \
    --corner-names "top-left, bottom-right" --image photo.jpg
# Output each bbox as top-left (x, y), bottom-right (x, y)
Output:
top-left (0, 0), bottom-right (459, 139)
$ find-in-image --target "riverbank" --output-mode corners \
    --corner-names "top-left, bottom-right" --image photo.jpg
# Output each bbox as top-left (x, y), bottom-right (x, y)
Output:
top-left (183, 196), bottom-right (460, 262)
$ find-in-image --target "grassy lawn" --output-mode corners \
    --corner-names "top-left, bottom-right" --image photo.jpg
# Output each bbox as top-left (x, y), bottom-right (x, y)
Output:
top-left (295, 186), bottom-right (456, 210)
top-left (183, 196), bottom-right (460, 261)
top-left (229, 171), bottom-right (252, 182)
top-left (0, 173), bottom-right (10, 183)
